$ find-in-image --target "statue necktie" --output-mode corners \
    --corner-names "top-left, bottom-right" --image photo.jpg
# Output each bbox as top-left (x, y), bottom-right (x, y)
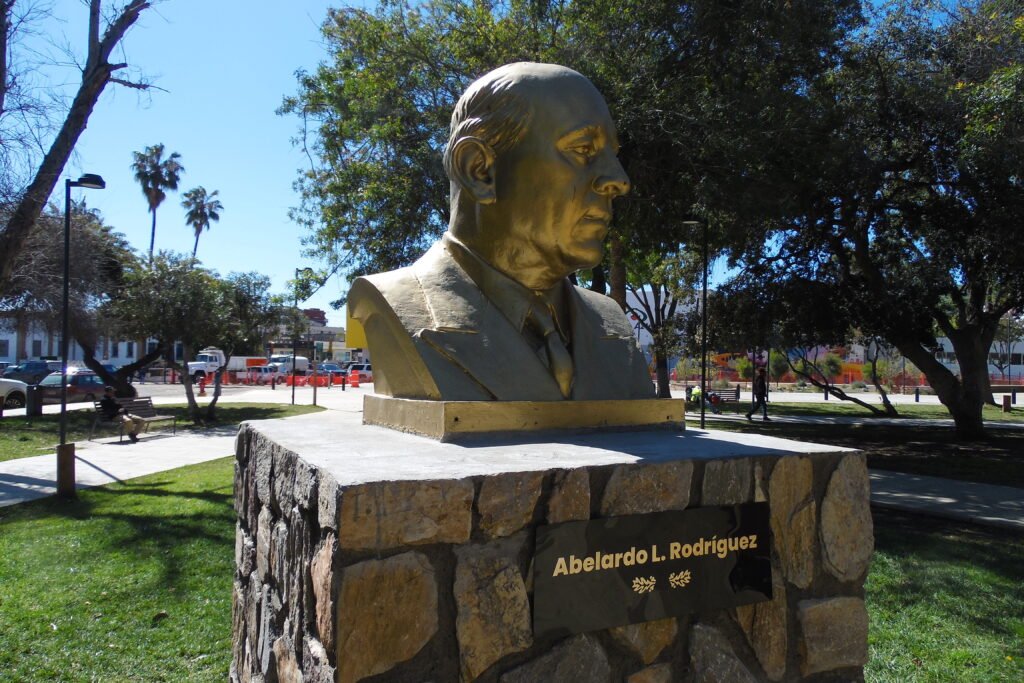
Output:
top-left (528, 299), bottom-right (574, 398)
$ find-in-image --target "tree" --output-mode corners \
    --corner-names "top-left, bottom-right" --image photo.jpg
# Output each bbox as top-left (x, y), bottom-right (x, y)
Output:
top-left (735, 356), bottom-right (754, 382)
top-left (727, 0), bottom-right (1024, 438)
top-left (0, 200), bottom-right (156, 396)
top-left (991, 312), bottom-right (1024, 380)
top-left (624, 251), bottom-right (697, 397)
top-left (181, 186), bottom-right (223, 258)
top-left (281, 0), bottom-right (858, 311)
top-left (0, 0), bottom-right (155, 293)
top-left (110, 253), bottom-right (230, 420)
top-left (220, 272), bottom-right (286, 357)
top-left (711, 274), bottom-right (898, 414)
top-left (768, 350), bottom-right (790, 386)
top-left (131, 143), bottom-right (184, 263)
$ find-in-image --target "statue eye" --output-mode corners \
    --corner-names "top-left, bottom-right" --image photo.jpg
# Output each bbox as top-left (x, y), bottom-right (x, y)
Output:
top-left (569, 141), bottom-right (597, 159)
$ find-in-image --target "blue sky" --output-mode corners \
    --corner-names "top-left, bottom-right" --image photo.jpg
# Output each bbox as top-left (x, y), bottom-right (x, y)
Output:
top-left (54, 0), bottom-right (355, 324)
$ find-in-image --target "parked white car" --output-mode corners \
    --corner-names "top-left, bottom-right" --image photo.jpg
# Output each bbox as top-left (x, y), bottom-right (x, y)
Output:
top-left (1, 378), bottom-right (29, 409)
top-left (348, 363), bottom-right (373, 382)
top-left (245, 365), bottom-right (287, 384)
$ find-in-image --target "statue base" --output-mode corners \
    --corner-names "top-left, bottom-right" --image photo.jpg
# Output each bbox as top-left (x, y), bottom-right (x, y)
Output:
top-left (362, 395), bottom-right (685, 441)
top-left (231, 410), bottom-right (873, 683)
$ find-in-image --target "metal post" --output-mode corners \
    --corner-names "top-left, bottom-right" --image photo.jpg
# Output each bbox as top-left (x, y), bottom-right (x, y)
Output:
top-left (60, 180), bottom-right (72, 449)
top-left (58, 179), bottom-right (75, 498)
top-left (700, 220), bottom-right (708, 430)
top-left (55, 174), bottom-right (104, 498)
top-left (292, 268), bottom-right (298, 406)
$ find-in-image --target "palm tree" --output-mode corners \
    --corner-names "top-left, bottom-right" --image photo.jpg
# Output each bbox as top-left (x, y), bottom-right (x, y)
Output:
top-left (182, 187), bottom-right (224, 258)
top-left (131, 144), bottom-right (184, 263)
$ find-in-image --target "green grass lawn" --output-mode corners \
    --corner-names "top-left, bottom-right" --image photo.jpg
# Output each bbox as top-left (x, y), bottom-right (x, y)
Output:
top-left (868, 509), bottom-right (1024, 682)
top-left (1, 461), bottom-right (1021, 681)
top-left (0, 403), bottom-right (324, 463)
top-left (0, 458), bottom-right (236, 682)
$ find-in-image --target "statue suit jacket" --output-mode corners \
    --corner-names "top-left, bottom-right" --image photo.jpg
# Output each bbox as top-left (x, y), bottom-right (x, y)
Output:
top-left (348, 241), bottom-right (655, 401)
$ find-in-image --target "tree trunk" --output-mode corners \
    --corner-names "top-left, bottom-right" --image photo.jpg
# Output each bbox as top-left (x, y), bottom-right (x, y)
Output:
top-left (149, 208), bottom-right (157, 263)
top-left (864, 350), bottom-right (899, 417)
top-left (654, 348), bottom-right (671, 398)
top-left (178, 341), bottom-right (202, 421)
top-left (787, 356), bottom-right (887, 415)
top-left (589, 264), bottom-right (606, 294)
top-left (895, 336), bottom-right (986, 440)
top-left (205, 369), bottom-right (223, 421)
top-left (192, 231), bottom-right (199, 259)
top-left (0, 0), bottom-right (152, 292)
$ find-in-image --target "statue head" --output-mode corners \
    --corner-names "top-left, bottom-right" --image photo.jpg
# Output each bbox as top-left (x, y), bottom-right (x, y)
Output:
top-left (444, 63), bottom-right (630, 290)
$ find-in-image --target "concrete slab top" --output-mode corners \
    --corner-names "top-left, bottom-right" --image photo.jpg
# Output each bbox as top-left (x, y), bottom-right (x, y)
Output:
top-left (244, 409), bottom-right (854, 486)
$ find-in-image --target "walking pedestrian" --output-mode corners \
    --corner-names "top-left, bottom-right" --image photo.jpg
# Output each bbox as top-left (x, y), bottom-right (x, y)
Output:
top-left (746, 368), bottom-right (770, 422)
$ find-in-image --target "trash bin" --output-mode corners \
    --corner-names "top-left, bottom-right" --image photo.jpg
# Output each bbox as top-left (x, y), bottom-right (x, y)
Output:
top-left (25, 385), bottom-right (43, 417)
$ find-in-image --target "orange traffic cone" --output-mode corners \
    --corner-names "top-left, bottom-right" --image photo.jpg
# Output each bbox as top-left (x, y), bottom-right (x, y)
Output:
top-left (349, 368), bottom-right (360, 388)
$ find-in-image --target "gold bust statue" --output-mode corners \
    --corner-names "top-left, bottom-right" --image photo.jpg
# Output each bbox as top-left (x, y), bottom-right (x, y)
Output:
top-left (349, 62), bottom-right (654, 401)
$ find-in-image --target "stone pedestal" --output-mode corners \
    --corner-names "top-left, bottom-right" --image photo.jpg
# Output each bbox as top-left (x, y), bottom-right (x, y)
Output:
top-left (230, 410), bottom-right (873, 683)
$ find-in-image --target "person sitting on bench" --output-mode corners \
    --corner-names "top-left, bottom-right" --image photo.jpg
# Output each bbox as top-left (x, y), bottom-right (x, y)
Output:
top-left (100, 386), bottom-right (145, 443)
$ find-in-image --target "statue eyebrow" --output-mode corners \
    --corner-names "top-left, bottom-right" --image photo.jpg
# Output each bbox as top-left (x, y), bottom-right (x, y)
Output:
top-left (558, 125), bottom-right (603, 147)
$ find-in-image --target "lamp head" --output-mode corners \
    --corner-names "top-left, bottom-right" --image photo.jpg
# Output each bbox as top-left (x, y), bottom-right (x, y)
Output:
top-left (73, 173), bottom-right (106, 189)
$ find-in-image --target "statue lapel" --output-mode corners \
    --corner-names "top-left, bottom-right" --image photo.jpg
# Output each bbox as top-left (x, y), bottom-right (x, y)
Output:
top-left (413, 246), bottom-right (564, 401)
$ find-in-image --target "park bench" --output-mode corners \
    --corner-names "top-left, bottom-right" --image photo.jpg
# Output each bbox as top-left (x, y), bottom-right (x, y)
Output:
top-left (686, 384), bottom-right (742, 414)
top-left (90, 397), bottom-right (177, 442)
top-left (716, 385), bottom-right (742, 404)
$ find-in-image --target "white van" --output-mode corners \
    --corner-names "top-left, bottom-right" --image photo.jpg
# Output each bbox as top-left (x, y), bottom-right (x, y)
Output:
top-left (269, 355), bottom-right (309, 374)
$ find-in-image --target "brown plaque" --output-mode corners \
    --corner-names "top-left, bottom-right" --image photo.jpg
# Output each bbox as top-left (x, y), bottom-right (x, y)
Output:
top-left (533, 503), bottom-right (772, 638)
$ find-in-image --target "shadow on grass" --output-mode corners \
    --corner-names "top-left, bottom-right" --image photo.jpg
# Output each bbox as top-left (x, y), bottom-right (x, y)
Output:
top-left (1, 460), bottom-right (236, 592)
top-left (872, 508), bottom-right (1024, 638)
top-left (720, 421), bottom-right (1024, 488)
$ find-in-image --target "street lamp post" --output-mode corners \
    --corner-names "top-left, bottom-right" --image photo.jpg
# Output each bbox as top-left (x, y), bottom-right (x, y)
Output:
top-left (59, 173), bottom-right (106, 498)
top-left (291, 268), bottom-right (315, 405)
top-left (700, 220), bottom-right (709, 429)
top-left (683, 218), bottom-right (709, 429)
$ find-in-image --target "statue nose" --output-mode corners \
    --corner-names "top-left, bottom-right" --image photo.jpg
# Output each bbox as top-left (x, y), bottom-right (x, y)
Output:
top-left (593, 157), bottom-right (630, 198)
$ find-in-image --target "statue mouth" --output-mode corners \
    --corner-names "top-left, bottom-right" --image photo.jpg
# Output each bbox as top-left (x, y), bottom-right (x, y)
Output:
top-left (581, 211), bottom-right (611, 225)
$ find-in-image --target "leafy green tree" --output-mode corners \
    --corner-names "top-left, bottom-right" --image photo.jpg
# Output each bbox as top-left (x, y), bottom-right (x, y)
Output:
top-left (110, 253), bottom-right (230, 420)
top-left (991, 312), bottom-right (1024, 380)
top-left (727, 0), bottom-right (1024, 437)
top-left (131, 144), bottom-right (185, 263)
top-left (768, 350), bottom-right (790, 386)
top-left (0, 0), bottom-right (155, 293)
top-left (0, 201), bottom-right (157, 396)
top-left (220, 272), bottom-right (287, 358)
top-left (280, 0), bottom-right (858, 309)
top-left (712, 274), bottom-right (896, 414)
top-left (735, 356), bottom-right (754, 382)
top-left (674, 356), bottom-right (700, 381)
top-left (181, 187), bottom-right (223, 259)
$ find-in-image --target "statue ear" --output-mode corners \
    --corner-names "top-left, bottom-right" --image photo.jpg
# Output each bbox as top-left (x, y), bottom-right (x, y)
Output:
top-left (449, 136), bottom-right (496, 205)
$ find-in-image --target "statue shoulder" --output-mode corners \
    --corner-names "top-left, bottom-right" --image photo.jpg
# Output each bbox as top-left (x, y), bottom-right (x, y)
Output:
top-left (349, 265), bottom-right (429, 331)
top-left (572, 286), bottom-right (634, 337)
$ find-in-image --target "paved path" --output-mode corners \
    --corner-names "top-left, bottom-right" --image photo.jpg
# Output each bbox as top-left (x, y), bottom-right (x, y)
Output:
top-left (870, 470), bottom-right (1024, 531)
top-left (1, 386), bottom-right (1022, 533)
top-left (0, 427), bottom-right (238, 507)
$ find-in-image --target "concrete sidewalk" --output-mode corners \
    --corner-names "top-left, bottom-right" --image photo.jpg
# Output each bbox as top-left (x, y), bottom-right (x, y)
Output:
top-left (0, 426), bottom-right (238, 507)
top-left (870, 470), bottom-right (1024, 531)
